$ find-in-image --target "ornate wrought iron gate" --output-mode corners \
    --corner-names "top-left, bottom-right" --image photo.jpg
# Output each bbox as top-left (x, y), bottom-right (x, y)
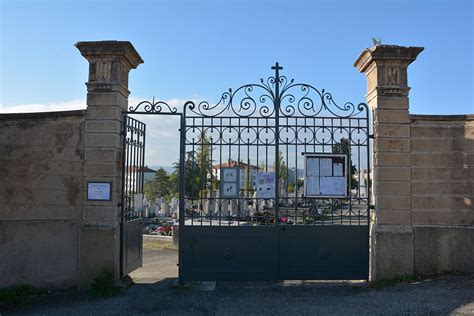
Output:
top-left (125, 63), bottom-right (371, 281)
top-left (120, 116), bottom-right (146, 276)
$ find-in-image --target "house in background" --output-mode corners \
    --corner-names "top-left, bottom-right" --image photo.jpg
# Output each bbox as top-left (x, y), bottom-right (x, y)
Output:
top-left (125, 165), bottom-right (156, 193)
top-left (212, 160), bottom-right (262, 190)
top-left (142, 166), bottom-right (157, 182)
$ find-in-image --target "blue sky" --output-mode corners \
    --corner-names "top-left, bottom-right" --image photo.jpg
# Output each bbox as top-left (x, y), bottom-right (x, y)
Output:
top-left (1, 0), bottom-right (473, 165)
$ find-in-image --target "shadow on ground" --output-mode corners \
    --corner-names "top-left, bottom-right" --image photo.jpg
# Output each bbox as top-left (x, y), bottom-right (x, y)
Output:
top-left (4, 246), bottom-right (474, 315)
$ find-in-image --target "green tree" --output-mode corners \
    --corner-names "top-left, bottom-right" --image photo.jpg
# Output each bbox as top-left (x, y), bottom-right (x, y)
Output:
top-left (273, 151), bottom-right (288, 182)
top-left (171, 131), bottom-right (212, 198)
top-left (332, 138), bottom-right (358, 192)
top-left (183, 150), bottom-right (200, 197)
top-left (144, 167), bottom-right (171, 200)
top-left (196, 132), bottom-right (212, 194)
top-left (168, 168), bottom-right (179, 196)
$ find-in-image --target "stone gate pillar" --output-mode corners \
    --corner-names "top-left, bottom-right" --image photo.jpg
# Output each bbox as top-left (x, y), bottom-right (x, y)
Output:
top-left (76, 41), bottom-right (143, 288)
top-left (354, 45), bottom-right (423, 280)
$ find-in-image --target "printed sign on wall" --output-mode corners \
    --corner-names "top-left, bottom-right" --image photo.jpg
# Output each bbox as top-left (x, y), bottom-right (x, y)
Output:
top-left (255, 172), bottom-right (276, 199)
top-left (87, 181), bottom-right (112, 201)
top-left (220, 167), bottom-right (240, 198)
top-left (304, 153), bottom-right (347, 198)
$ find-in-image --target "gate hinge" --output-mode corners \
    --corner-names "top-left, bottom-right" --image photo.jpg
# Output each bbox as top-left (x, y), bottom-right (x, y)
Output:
top-left (117, 202), bottom-right (123, 207)
top-left (368, 134), bottom-right (375, 139)
top-left (369, 205), bottom-right (375, 210)
top-left (120, 131), bottom-right (125, 136)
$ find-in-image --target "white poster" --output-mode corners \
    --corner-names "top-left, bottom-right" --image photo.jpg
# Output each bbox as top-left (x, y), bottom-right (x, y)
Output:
top-left (222, 183), bottom-right (238, 197)
top-left (319, 177), bottom-right (346, 196)
top-left (221, 167), bottom-right (240, 198)
top-left (306, 157), bottom-right (320, 177)
top-left (320, 158), bottom-right (333, 176)
top-left (256, 172), bottom-right (275, 199)
top-left (305, 176), bottom-right (320, 196)
top-left (222, 168), bottom-right (238, 182)
top-left (333, 162), bottom-right (344, 176)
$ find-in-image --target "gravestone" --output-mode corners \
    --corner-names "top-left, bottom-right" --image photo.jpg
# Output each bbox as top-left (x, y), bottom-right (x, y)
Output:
top-left (203, 191), bottom-right (216, 217)
top-left (171, 197), bottom-right (179, 214)
top-left (229, 199), bottom-right (239, 217)
top-left (161, 203), bottom-right (170, 217)
top-left (238, 191), bottom-right (249, 217)
top-left (220, 199), bottom-right (231, 218)
top-left (297, 187), bottom-right (304, 198)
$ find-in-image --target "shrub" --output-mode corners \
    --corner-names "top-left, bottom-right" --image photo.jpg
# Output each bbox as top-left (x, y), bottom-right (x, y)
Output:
top-left (90, 268), bottom-right (120, 297)
top-left (0, 285), bottom-right (46, 307)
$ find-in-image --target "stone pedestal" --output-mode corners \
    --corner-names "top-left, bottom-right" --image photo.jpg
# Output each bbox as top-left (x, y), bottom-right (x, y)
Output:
top-left (354, 45), bottom-right (423, 280)
top-left (76, 41), bottom-right (143, 288)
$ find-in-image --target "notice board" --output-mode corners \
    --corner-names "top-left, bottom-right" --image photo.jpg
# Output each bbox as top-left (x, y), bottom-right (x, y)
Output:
top-left (303, 153), bottom-right (348, 198)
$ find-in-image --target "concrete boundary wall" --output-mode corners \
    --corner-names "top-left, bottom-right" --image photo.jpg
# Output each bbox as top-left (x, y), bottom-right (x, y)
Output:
top-left (0, 41), bottom-right (143, 289)
top-left (410, 114), bottom-right (473, 276)
top-left (0, 111), bottom-right (86, 288)
top-left (0, 41), bottom-right (472, 289)
top-left (355, 45), bottom-right (473, 280)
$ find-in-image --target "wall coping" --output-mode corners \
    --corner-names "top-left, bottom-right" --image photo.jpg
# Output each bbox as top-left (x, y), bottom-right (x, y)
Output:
top-left (0, 110), bottom-right (86, 120)
top-left (410, 114), bottom-right (474, 122)
top-left (75, 40), bottom-right (143, 69)
top-left (354, 44), bottom-right (424, 72)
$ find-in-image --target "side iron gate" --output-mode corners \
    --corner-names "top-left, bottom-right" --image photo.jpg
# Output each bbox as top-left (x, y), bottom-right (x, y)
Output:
top-left (126, 63), bottom-right (371, 281)
top-left (120, 116), bottom-right (146, 276)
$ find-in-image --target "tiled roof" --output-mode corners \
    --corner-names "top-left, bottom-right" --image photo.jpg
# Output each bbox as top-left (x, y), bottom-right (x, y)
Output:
top-left (212, 160), bottom-right (261, 170)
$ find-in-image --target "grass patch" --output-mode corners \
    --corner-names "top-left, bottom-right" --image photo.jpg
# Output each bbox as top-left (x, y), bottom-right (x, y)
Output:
top-left (0, 285), bottom-right (47, 307)
top-left (143, 239), bottom-right (177, 251)
top-left (370, 274), bottom-right (421, 289)
top-left (90, 268), bottom-right (120, 298)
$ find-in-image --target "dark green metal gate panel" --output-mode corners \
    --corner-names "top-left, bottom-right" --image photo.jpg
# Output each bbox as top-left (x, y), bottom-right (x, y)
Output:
top-left (120, 115), bottom-right (146, 277)
top-left (122, 219), bottom-right (143, 276)
top-left (181, 227), bottom-right (278, 281)
top-left (278, 226), bottom-right (369, 280)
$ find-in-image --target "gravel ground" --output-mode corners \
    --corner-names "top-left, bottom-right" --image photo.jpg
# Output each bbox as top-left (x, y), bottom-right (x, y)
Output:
top-left (4, 246), bottom-right (474, 316)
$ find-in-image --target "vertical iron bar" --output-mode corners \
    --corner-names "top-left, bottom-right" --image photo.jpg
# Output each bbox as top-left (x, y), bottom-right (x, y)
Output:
top-left (200, 118), bottom-right (205, 225)
top-left (178, 113), bottom-right (185, 285)
top-left (191, 118), bottom-right (196, 225)
top-left (285, 117), bottom-right (289, 224)
top-left (272, 62), bottom-right (282, 280)
top-left (228, 131), bottom-right (232, 226)
top-left (219, 118), bottom-right (223, 226)
top-left (237, 117), bottom-right (241, 226)
top-left (256, 120), bottom-right (260, 226)
top-left (141, 124), bottom-right (146, 218)
top-left (210, 119), bottom-right (214, 226)
top-left (119, 114), bottom-right (127, 277)
top-left (367, 110), bottom-right (371, 226)
top-left (130, 120), bottom-right (135, 219)
top-left (273, 63), bottom-right (281, 225)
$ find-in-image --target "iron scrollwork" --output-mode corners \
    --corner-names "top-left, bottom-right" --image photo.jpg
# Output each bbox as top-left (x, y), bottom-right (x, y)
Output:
top-left (186, 83), bottom-right (275, 118)
top-left (127, 63), bottom-right (368, 119)
top-left (183, 63), bottom-right (368, 119)
top-left (128, 97), bottom-right (178, 114)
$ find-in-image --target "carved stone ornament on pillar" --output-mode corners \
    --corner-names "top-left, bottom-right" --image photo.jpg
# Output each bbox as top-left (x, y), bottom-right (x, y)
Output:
top-left (75, 41), bottom-right (144, 97)
top-left (354, 45), bottom-right (423, 100)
